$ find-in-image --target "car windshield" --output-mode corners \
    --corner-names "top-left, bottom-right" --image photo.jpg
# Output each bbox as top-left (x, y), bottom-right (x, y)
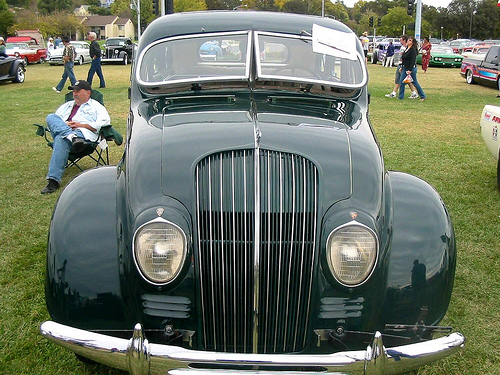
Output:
top-left (6, 43), bottom-right (29, 50)
top-left (433, 46), bottom-right (454, 54)
top-left (107, 39), bottom-right (128, 46)
top-left (137, 28), bottom-right (366, 90)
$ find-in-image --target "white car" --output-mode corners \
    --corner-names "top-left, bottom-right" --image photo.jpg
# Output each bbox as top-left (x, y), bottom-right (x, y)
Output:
top-left (47, 41), bottom-right (91, 65)
top-left (462, 46), bottom-right (490, 60)
top-left (480, 105), bottom-right (500, 189)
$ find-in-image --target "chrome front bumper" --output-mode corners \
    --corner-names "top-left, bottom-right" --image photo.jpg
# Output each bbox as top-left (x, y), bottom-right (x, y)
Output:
top-left (40, 321), bottom-right (464, 375)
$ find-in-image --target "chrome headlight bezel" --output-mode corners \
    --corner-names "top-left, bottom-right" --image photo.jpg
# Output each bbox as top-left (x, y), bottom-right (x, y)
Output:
top-left (326, 221), bottom-right (379, 287)
top-left (132, 217), bottom-right (187, 286)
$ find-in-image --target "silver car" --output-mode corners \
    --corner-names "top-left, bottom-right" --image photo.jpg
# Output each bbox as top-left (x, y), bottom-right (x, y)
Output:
top-left (47, 41), bottom-right (91, 65)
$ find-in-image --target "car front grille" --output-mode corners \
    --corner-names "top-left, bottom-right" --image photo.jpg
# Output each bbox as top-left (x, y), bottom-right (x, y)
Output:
top-left (195, 149), bottom-right (318, 354)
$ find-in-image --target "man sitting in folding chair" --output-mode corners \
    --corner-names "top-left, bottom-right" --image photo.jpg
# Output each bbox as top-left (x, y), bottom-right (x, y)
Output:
top-left (41, 80), bottom-right (110, 194)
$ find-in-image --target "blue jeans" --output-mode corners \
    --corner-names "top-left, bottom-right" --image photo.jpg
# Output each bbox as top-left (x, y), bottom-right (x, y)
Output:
top-left (46, 114), bottom-right (84, 182)
top-left (87, 57), bottom-right (105, 88)
top-left (399, 67), bottom-right (426, 100)
top-left (55, 62), bottom-right (77, 91)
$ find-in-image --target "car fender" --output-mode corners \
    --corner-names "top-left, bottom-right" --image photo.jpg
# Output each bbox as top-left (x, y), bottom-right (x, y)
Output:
top-left (45, 166), bottom-right (125, 329)
top-left (9, 59), bottom-right (25, 76)
top-left (381, 171), bottom-right (456, 326)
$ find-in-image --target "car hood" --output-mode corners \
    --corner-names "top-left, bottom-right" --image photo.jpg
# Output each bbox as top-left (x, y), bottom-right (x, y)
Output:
top-left (159, 108), bottom-right (353, 208)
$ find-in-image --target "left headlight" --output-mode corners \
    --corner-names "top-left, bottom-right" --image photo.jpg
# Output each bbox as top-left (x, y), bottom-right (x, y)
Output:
top-left (133, 218), bottom-right (187, 285)
top-left (326, 222), bottom-right (378, 287)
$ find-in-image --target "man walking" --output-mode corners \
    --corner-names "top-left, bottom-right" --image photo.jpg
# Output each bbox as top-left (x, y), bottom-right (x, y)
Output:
top-left (86, 32), bottom-right (106, 88)
top-left (52, 36), bottom-right (77, 93)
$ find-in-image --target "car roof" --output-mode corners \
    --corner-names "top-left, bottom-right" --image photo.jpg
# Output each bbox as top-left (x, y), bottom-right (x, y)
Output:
top-left (139, 11), bottom-right (353, 53)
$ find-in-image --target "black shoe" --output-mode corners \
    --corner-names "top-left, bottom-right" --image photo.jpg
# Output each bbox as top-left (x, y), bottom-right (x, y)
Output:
top-left (71, 137), bottom-right (86, 153)
top-left (41, 179), bottom-right (60, 194)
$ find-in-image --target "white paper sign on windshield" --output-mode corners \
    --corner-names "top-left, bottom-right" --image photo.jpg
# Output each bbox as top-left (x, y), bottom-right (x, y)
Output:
top-left (312, 24), bottom-right (358, 61)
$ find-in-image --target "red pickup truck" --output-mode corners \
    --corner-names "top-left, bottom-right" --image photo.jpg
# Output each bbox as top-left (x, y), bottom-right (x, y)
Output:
top-left (460, 45), bottom-right (500, 91)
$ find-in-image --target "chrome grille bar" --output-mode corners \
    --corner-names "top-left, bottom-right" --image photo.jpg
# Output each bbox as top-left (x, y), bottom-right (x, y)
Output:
top-left (196, 150), bottom-right (318, 354)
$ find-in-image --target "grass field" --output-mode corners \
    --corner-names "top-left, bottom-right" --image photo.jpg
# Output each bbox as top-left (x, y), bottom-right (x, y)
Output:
top-left (0, 61), bottom-right (499, 374)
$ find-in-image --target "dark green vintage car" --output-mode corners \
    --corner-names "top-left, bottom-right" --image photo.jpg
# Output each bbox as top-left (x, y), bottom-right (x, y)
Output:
top-left (40, 11), bottom-right (464, 374)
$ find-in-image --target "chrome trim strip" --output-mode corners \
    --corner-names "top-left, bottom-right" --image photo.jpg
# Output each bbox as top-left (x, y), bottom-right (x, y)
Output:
top-left (208, 156), bottom-right (217, 349)
top-left (283, 155), bottom-right (296, 349)
top-left (293, 161), bottom-right (307, 349)
top-left (264, 150), bottom-right (271, 352)
top-left (253, 147), bottom-right (261, 353)
top-left (231, 151), bottom-right (237, 351)
top-left (303, 166), bottom-right (318, 348)
top-left (273, 152), bottom-right (284, 352)
top-left (219, 155), bottom-right (227, 352)
top-left (243, 149), bottom-right (249, 350)
top-left (195, 166), bottom-right (206, 349)
top-left (41, 321), bottom-right (465, 375)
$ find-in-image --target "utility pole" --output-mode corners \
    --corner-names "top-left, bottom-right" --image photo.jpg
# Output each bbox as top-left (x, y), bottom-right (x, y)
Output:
top-left (130, 0), bottom-right (141, 40)
top-left (415, 0), bottom-right (422, 42)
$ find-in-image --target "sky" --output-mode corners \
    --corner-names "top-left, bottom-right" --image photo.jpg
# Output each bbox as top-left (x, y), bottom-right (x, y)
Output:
top-left (339, 0), bottom-right (452, 8)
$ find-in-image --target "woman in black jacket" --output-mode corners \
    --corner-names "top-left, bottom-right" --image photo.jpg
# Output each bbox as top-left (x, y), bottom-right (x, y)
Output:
top-left (398, 36), bottom-right (426, 101)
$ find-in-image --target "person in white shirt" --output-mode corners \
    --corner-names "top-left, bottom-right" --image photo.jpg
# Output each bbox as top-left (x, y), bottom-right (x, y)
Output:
top-left (41, 80), bottom-right (110, 194)
top-left (360, 32), bottom-right (369, 62)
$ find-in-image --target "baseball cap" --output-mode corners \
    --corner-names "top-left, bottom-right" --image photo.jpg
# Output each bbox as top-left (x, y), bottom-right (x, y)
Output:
top-left (69, 80), bottom-right (92, 91)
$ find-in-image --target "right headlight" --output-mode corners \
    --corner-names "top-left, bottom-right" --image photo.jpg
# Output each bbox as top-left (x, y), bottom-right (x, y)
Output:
top-left (326, 222), bottom-right (378, 287)
top-left (133, 218), bottom-right (187, 285)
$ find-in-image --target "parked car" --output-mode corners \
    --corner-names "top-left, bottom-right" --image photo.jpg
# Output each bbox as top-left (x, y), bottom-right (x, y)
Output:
top-left (417, 45), bottom-right (463, 67)
top-left (0, 55), bottom-right (26, 83)
top-left (40, 11), bottom-right (464, 375)
top-left (101, 37), bottom-right (134, 65)
top-left (461, 45), bottom-right (500, 88)
top-left (371, 37), bottom-right (401, 65)
top-left (47, 41), bottom-right (91, 65)
top-left (480, 105), bottom-right (500, 189)
top-left (449, 38), bottom-right (471, 54)
top-left (199, 40), bottom-right (223, 60)
top-left (461, 45), bottom-right (490, 60)
top-left (6, 36), bottom-right (46, 64)
top-left (5, 40), bottom-right (46, 65)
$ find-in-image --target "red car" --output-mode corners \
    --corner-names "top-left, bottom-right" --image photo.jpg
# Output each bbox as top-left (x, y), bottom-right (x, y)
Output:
top-left (5, 36), bottom-right (47, 64)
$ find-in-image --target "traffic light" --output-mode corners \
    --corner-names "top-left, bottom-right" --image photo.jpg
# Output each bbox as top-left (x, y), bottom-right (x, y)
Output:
top-left (369, 16), bottom-right (373, 27)
top-left (407, 0), bottom-right (415, 15)
top-left (152, 0), bottom-right (159, 15)
top-left (166, 0), bottom-right (174, 14)
top-left (378, 18), bottom-right (381, 27)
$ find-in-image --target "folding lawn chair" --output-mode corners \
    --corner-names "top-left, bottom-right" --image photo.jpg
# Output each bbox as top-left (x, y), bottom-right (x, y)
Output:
top-left (33, 90), bottom-right (123, 172)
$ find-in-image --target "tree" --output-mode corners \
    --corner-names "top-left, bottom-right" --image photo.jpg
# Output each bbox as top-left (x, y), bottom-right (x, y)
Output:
top-left (174, 0), bottom-right (207, 12)
top-left (254, 0), bottom-right (278, 11)
top-left (110, 0), bottom-right (133, 17)
top-left (37, 0), bottom-right (73, 14)
top-left (205, 0), bottom-right (241, 10)
top-left (325, 2), bottom-right (349, 23)
top-left (376, 7), bottom-right (413, 37)
top-left (0, 9), bottom-right (15, 36)
top-left (472, 0), bottom-right (500, 40)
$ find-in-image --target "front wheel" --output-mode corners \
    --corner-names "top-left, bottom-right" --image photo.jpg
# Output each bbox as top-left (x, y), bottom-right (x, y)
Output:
top-left (12, 65), bottom-right (25, 83)
top-left (466, 69), bottom-right (475, 84)
top-left (371, 51), bottom-right (378, 64)
top-left (78, 55), bottom-right (84, 65)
